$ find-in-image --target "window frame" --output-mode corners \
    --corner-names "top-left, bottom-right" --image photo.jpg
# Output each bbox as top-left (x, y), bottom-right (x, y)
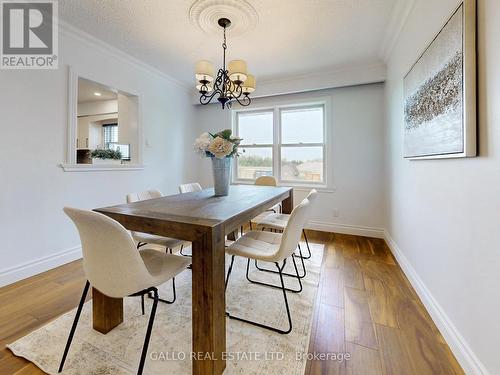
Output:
top-left (233, 108), bottom-right (275, 182)
top-left (102, 123), bottom-right (119, 148)
top-left (232, 98), bottom-right (330, 189)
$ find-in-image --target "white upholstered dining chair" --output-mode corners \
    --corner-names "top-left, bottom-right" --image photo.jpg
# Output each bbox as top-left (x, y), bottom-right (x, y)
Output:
top-left (178, 182), bottom-right (202, 194)
top-left (251, 189), bottom-right (316, 260)
top-left (126, 190), bottom-right (186, 253)
top-left (245, 176), bottom-right (280, 235)
top-left (224, 190), bottom-right (317, 334)
top-left (59, 207), bottom-right (190, 375)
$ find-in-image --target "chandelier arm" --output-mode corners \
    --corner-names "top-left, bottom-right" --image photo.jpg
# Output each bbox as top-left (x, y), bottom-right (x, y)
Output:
top-left (233, 94), bottom-right (251, 107)
top-left (199, 88), bottom-right (221, 105)
top-left (230, 83), bottom-right (244, 99)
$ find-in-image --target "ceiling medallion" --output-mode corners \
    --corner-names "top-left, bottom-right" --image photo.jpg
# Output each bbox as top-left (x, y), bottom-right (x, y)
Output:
top-left (188, 0), bottom-right (258, 37)
top-left (195, 18), bottom-right (255, 109)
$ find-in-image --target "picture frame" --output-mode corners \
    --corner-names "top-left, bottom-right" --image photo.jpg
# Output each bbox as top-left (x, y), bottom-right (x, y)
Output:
top-left (403, 0), bottom-right (476, 159)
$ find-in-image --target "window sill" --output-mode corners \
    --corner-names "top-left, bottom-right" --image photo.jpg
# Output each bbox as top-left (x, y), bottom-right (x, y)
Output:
top-left (60, 164), bottom-right (145, 172)
top-left (232, 181), bottom-right (335, 193)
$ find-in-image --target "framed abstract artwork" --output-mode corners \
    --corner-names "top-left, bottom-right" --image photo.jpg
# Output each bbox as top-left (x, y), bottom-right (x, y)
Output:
top-left (403, 0), bottom-right (476, 159)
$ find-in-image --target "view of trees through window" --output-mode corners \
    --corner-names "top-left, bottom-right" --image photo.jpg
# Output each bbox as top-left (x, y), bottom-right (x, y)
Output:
top-left (235, 105), bottom-right (325, 183)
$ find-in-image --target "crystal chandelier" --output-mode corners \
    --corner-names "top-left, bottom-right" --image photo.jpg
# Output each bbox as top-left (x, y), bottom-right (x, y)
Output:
top-left (195, 18), bottom-right (255, 109)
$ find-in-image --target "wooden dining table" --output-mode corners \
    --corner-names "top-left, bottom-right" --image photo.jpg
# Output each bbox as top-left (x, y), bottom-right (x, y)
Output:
top-left (93, 185), bottom-right (293, 375)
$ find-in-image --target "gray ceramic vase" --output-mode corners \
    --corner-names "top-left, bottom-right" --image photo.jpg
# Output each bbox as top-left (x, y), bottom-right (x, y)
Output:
top-left (212, 156), bottom-right (232, 196)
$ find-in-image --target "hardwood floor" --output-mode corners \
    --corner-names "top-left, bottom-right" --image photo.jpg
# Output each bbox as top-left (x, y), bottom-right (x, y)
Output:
top-left (304, 231), bottom-right (463, 375)
top-left (0, 231), bottom-right (463, 374)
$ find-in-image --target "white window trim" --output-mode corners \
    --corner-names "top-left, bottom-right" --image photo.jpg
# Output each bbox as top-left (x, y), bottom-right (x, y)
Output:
top-left (232, 97), bottom-right (332, 190)
top-left (61, 66), bottom-right (144, 172)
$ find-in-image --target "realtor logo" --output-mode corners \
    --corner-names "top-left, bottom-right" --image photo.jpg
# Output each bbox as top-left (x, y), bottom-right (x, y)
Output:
top-left (1, 0), bottom-right (58, 69)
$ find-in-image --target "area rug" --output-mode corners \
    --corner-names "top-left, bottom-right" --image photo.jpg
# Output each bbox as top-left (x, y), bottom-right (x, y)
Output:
top-left (8, 242), bottom-right (324, 375)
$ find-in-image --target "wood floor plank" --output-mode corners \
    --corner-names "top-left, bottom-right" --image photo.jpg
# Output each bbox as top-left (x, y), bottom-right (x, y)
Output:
top-left (342, 258), bottom-right (364, 290)
top-left (365, 238), bottom-right (396, 265)
top-left (344, 287), bottom-right (378, 349)
top-left (320, 267), bottom-right (344, 308)
top-left (0, 314), bottom-right (41, 348)
top-left (0, 351), bottom-right (30, 374)
top-left (376, 324), bottom-right (416, 375)
top-left (28, 277), bottom-right (88, 322)
top-left (363, 277), bottom-right (400, 328)
top-left (396, 298), bottom-right (464, 374)
top-left (323, 243), bottom-right (344, 269)
top-left (307, 303), bottom-right (346, 375)
top-left (0, 282), bottom-right (63, 322)
top-left (13, 362), bottom-right (46, 374)
top-left (0, 347), bottom-right (12, 361)
top-left (358, 259), bottom-right (418, 300)
top-left (339, 235), bottom-right (360, 260)
top-left (345, 342), bottom-right (383, 375)
top-left (396, 297), bottom-right (446, 347)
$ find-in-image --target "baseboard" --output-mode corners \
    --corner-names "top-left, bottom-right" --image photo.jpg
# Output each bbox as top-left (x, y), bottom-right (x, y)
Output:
top-left (308, 220), bottom-right (385, 239)
top-left (383, 230), bottom-right (489, 375)
top-left (0, 246), bottom-right (82, 288)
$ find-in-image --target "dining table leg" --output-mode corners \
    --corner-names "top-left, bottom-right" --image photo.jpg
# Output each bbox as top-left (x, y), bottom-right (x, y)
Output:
top-left (92, 287), bottom-right (123, 334)
top-left (191, 224), bottom-right (226, 375)
top-left (282, 189), bottom-right (294, 214)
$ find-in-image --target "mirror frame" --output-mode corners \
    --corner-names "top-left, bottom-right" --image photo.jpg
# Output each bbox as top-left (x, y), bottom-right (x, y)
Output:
top-left (61, 66), bottom-right (144, 171)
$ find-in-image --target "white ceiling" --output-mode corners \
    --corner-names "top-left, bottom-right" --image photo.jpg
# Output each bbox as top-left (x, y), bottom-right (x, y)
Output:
top-left (60, 0), bottom-right (399, 86)
top-left (78, 78), bottom-right (117, 103)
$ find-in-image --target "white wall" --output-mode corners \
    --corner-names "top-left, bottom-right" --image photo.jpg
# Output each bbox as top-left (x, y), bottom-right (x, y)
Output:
top-left (0, 28), bottom-right (198, 286)
top-left (117, 93), bottom-right (139, 162)
top-left (194, 84), bottom-right (386, 236)
top-left (384, 0), bottom-right (498, 373)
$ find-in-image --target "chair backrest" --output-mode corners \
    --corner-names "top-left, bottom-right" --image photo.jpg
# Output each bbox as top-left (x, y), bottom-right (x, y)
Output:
top-left (126, 190), bottom-right (162, 239)
top-left (126, 189), bottom-right (162, 203)
top-left (179, 182), bottom-right (202, 194)
top-left (64, 207), bottom-right (152, 298)
top-left (275, 190), bottom-right (318, 261)
top-left (255, 176), bottom-right (277, 186)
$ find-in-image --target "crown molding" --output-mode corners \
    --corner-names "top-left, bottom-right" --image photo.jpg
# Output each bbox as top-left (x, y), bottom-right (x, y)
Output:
top-left (58, 20), bottom-right (191, 93)
top-left (379, 0), bottom-right (417, 62)
top-left (192, 62), bottom-right (386, 104)
top-left (255, 62), bottom-right (387, 97)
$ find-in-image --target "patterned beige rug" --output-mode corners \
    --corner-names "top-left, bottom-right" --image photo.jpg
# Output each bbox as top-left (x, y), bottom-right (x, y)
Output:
top-left (8, 242), bottom-right (324, 375)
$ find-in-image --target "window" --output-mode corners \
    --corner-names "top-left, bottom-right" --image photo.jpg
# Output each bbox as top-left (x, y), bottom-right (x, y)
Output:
top-left (109, 143), bottom-right (131, 161)
top-left (234, 103), bottom-right (326, 186)
top-left (235, 111), bottom-right (273, 179)
top-left (103, 123), bottom-right (118, 148)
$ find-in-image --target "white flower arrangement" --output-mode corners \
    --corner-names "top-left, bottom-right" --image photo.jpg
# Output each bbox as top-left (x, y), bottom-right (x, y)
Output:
top-left (194, 129), bottom-right (242, 159)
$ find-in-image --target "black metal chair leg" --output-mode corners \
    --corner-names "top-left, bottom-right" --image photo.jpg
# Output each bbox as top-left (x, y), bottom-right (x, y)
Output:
top-left (58, 280), bottom-right (90, 373)
top-left (297, 230), bottom-right (312, 259)
top-left (137, 288), bottom-right (159, 375)
top-left (141, 294), bottom-right (145, 315)
top-left (179, 243), bottom-right (192, 257)
top-left (245, 258), bottom-right (302, 293)
top-left (148, 277), bottom-right (176, 304)
top-left (254, 245), bottom-right (307, 279)
top-left (227, 261), bottom-right (293, 334)
top-left (225, 255), bottom-right (235, 291)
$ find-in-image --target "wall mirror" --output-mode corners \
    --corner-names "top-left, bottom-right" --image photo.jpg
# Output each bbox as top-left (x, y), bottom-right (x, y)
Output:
top-left (75, 77), bottom-right (138, 165)
top-left (62, 71), bottom-right (142, 171)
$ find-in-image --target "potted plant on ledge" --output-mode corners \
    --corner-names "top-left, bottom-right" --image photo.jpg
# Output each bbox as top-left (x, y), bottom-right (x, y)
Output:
top-left (194, 129), bottom-right (241, 196)
top-left (90, 148), bottom-right (122, 165)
